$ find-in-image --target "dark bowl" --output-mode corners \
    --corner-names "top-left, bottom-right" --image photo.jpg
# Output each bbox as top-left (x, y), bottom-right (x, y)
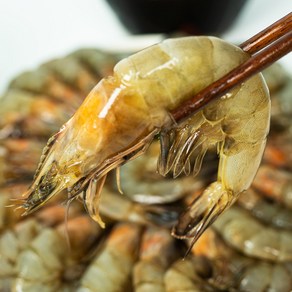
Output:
top-left (106, 0), bottom-right (247, 35)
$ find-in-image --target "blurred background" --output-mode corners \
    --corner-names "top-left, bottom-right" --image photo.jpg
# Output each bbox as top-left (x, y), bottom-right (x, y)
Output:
top-left (0, 0), bottom-right (291, 92)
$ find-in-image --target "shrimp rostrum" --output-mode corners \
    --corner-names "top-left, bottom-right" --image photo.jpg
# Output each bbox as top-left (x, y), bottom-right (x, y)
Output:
top-left (21, 36), bottom-right (270, 242)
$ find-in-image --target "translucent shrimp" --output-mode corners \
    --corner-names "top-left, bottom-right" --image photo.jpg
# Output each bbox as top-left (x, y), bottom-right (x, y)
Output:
top-left (70, 48), bottom-right (117, 79)
top-left (237, 188), bottom-right (292, 230)
top-left (99, 185), bottom-right (180, 228)
top-left (252, 164), bottom-right (292, 209)
top-left (119, 141), bottom-right (205, 204)
top-left (77, 223), bottom-right (142, 292)
top-left (42, 56), bottom-right (98, 95)
top-left (133, 227), bottom-right (180, 292)
top-left (0, 219), bottom-right (42, 291)
top-left (193, 228), bottom-right (292, 292)
top-left (9, 67), bottom-right (81, 107)
top-left (164, 256), bottom-right (215, 292)
top-left (263, 132), bottom-right (292, 171)
top-left (192, 228), bottom-right (252, 290)
top-left (239, 262), bottom-right (292, 292)
top-left (22, 36), bottom-right (270, 240)
top-left (13, 216), bottom-right (102, 292)
top-left (0, 139), bottom-right (44, 184)
top-left (213, 206), bottom-right (292, 262)
top-left (0, 90), bottom-right (73, 138)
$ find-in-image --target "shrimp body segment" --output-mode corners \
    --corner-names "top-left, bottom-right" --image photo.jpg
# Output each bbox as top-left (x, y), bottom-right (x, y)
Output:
top-left (22, 36), bottom-right (270, 237)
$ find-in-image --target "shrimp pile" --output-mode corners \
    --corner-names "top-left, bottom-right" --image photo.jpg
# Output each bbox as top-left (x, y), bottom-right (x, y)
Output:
top-left (0, 40), bottom-right (291, 291)
top-left (21, 37), bottom-right (270, 244)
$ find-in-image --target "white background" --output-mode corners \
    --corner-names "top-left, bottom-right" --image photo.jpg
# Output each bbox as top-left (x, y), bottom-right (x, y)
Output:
top-left (0, 0), bottom-right (291, 92)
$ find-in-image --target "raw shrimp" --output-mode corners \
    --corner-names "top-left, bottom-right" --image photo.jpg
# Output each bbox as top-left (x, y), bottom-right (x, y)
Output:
top-left (77, 223), bottom-right (142, 292)
top-left (0, 219), bottom-right (41, 291)
top-left (0, 90), bottom-right (73, 138)
top-left (133, 227), bottom-right (180, 292)
top-left (252, 164), bottom-right (292, 209)
top-left (262, 63), bottom-right (289, 94)
top-left (263, 132), bottom-right (292, 171)
top-left (164, 256), bottom-right (215, 292)
top-left (13, 216), bottom-right (102, 292)
top-left (42, 56), bottom-right (98, 95)
top-left (9, 67), bottom-right (81, 107)
top-left (193, 228), bottom-right (292, 292)
top-left (21, 36), bottom-right (270, 241)
top-left (71, 48), bottom-right (117, 78)
top-left (192, 227), bottom-right (292, 292)
top-left (213, 206), bottom-right (292, 262)
top-left (119, 141), bottom-right (205, 204)
top-left (239, 262), bottom-right (292, 292)
top-left (99, 185), bottom-right (180, 228)
top-left (192, 228), bottom-right (253, 290)
top-left (0, 139), bottom-right (44, 184)
top-left (237, 188), bottom-right (292, 230)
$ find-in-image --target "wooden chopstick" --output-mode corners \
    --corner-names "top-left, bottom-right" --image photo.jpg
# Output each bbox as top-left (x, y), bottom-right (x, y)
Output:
top-left (240, 12), bottom-right (292, 53)
top-left (171, 13), bottom-right (292, 123)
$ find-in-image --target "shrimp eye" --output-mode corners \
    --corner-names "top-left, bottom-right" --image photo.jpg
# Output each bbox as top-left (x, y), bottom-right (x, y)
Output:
top-left (38, 180), bottom-right (54, 195)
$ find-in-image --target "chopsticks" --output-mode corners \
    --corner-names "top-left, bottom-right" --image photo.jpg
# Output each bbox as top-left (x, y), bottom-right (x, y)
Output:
top-left (171, 12), bottom-right (292, 122)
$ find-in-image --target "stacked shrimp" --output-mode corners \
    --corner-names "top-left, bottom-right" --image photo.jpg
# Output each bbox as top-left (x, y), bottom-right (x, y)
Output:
top-left (0, 44), bottom-right (291, 292)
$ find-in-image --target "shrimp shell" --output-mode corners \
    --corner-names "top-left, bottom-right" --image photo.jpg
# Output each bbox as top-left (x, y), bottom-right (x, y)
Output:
top-left (237, 188), bottom-right (292, 230)
top-left (164, 256), bottom-right (215, 292)
top-left (239, 262), bottom-right (292, 292)
top-left (119, 141), bottom-right (205, 204)
top-left (13, 216), bottom-right (102, 291)
top-left (0, 90), bottom-right (73, 138)
top-left (252, 164), bottom-right (292, 209)
top-left (213, 206), bottom-right (292, 262)
top-left (8, 67), bottom-right (81, 107)
top-left (263, 132), bottom-right (292, 171)
top-left (42, 56), bottom-right (98, 95)
top-left (99, 185), bottom-right (180, 227)
top-left (77, 223), bottom-right (142, 292)
top-left (133, 227), bottom-right (180, 292)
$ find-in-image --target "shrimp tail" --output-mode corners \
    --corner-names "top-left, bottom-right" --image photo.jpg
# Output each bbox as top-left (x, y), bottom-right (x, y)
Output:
top-left (172, 182), bottom-right (236, 246)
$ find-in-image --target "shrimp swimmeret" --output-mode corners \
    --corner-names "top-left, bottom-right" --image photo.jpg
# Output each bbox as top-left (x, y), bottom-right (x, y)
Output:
top-left (21, 36), bottom-right (270, 242)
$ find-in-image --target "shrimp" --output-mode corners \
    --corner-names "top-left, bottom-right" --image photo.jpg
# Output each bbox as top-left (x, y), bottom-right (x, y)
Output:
top-left (164, 256), bottom-right (215, 292)
top-left (191, 228), bottom-right (251, 290)
top-left (263, 132), bottom-right (292, 171)
top-left (252, 164), bottom-right (292, 209)
top-left (70, 48), bottom-right (117, 79)
top-left (0, 139), bottom-right (44, 184)
top-left (77, 223), bottom-right (142, 292)
top-left (0, 90), bottom-right (73, 138)
top-left (119, 141), bottom-right (205, 204)
top-left (213, 206), bottom-right (292, 262)
top-left (237, 188), bottom-right (292, 230)
top-left (262, 63), bottom-right (289, 94)
top-left (133, 227), bottom-right (181, 292)
top-left (42, 56), bottom-right (99, 95)
top-left (9, 67), bottom-right (81, 107)
top-left (193, 228), bottom-right (292, 292)
top-left (239, 262), bottom-right (292, 292)
top-left (13, 216), bottom-right (102, 292)
top-left (21, 36), bottom-right (270, 240)
top-left (99, 185), bottom-right (180, 227)
top-left (0, 219), bottom-right (42, 291)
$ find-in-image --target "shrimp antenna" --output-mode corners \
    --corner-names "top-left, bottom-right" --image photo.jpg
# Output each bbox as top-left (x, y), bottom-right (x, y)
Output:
top-left (171, 12), bottom-right (292, 123)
